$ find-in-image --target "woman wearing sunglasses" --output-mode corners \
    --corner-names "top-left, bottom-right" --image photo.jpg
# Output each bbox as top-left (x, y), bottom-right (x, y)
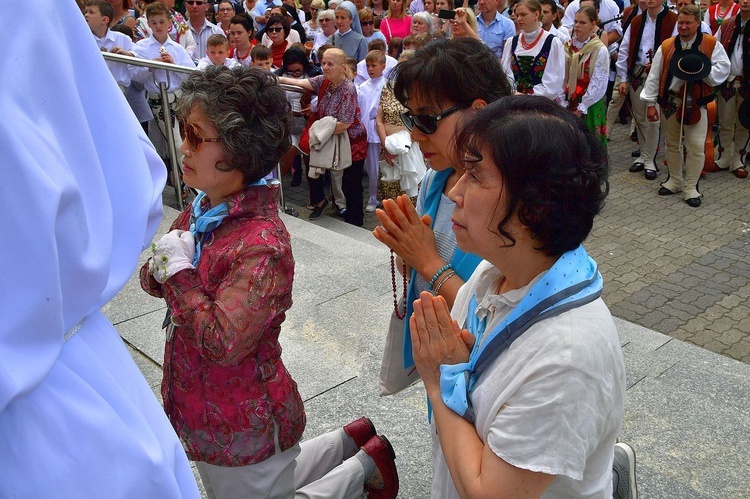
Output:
top-left (409, 95), bottom-right (625, 499)
top-left (373, 38), bottom-right (511, 391)
top-left (140, 65), bottom-right (305, 497)
top-left (303, 0), bottom-right (326, 40)
top-left (263, 13), bottom-right (291, 67)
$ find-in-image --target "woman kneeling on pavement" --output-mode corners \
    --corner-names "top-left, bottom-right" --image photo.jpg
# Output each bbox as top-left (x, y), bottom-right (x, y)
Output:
top-left (409, 95), bottom-right (628, 497)
top-left (140, 66), bottom-right (396, 498)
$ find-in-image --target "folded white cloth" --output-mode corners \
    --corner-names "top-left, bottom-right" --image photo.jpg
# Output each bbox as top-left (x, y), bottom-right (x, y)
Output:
top-left (384, 130), bottom-right (426, 197)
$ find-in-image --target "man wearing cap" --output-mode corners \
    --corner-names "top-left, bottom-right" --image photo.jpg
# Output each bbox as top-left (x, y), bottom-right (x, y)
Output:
top-left (641, 4), bottom-right (730, 207)
top-left (616, 0), bottom-right (678, 180)
top-left (711, 0), bottom-right (750, 179)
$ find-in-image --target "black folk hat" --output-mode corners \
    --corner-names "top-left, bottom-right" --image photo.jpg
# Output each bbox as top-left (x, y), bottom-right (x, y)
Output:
top-left (669, 49), bottom-right (711, 82)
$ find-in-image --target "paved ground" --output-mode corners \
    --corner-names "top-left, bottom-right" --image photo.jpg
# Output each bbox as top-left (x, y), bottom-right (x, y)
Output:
top-left (274, 122), bottom-right (750, 364)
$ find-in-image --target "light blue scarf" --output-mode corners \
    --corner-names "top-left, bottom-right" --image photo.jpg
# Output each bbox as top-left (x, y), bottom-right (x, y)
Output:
top-left (439, 245), bottom-right (603, 424)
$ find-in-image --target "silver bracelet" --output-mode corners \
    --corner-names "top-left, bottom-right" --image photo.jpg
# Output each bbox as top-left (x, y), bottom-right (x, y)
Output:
top-left (432, 270), bottom-right (457, 296)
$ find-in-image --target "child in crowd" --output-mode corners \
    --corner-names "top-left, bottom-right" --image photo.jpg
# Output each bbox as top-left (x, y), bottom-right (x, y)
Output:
top-left (345, 57), bottom-right (358, 81)
top-left (85, 0), bottom-right (133, 89)
top-left (129, 2), bottom-right (195, 174)
top-left (401, 33), bottom-right (417, 51)
top-left (354, 39), bottom-right (397, 84)
top-left (250, 44), bottom-right (274, 70)
top-left (387, 36), bottom-right (402, 58)
top-left (357, 49), bottom-right (388, 212)
top-left (197, 33), bottom-right (240, 69)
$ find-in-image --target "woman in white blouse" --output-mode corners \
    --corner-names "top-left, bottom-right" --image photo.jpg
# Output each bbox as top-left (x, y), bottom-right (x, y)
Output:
top-left (501, 0), bottom-right (565, 103)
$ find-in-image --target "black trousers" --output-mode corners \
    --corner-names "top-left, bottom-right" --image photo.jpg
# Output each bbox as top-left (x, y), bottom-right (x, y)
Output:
top-left (306, 159), bottom-right (365, 227)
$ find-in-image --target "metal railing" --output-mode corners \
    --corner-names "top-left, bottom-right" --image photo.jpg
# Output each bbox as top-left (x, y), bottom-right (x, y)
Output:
top-left (102, 51), bottom-right (304, 213)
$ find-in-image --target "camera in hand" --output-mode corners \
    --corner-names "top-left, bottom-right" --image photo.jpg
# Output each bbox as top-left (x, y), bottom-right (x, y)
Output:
top-left (437, 9), bottom-right (456, 19)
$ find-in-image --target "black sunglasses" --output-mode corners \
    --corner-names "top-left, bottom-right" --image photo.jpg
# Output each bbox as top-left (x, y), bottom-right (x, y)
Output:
top-left (267, 26), bottom-right (284, 32)
top-left (186, 1), bottom-right (205, 5)
top-left (400, 105), bottom-right (463, 135)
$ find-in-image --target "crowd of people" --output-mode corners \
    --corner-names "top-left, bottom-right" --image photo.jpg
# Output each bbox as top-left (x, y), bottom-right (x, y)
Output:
top-left (8, 0), bottom-right (745, 497)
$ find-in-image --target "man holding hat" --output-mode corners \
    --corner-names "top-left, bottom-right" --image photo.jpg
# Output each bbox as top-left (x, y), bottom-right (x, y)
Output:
top-left (712, 0), bottom-right (750, 179)
top-left (641, 4), bottom-right (730, 207)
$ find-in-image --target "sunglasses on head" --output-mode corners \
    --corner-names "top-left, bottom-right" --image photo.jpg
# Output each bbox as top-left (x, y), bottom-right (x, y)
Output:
top-left (400, 105), bottom-right (463, 135)
top-left (180, 120), bottom-right (221, 150)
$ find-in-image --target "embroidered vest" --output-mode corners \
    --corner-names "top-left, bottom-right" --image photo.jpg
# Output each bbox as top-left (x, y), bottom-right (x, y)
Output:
top-left (627, 9), bottom-right (678, 77)
top-left (657, 33), bottom-right (717, 109)
top-left (621, 5), bottom-right (639, 35)
top-left (708, 3), bottom-right (740, 34)
top-left (510, 34), bottom-right (555, 94)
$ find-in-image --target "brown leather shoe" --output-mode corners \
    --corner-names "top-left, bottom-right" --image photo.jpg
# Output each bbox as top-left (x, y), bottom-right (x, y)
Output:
top-left (733, 167), bottom-right (748, 178)
top-left (363, 435), bottom-right (399, 499)
top-left (343, 417), bottom-right (377, 450)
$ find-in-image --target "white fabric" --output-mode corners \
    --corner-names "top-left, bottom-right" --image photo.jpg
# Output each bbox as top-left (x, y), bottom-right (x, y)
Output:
top-left (502, 28), bottom-right (566, 102)
top-left (197, 56), bottom-right (242, 70)
top-left (309, 116), bottom-right (352, 172)
top-left (716, 79), bottom-right (749, 171)
top-left (94, 29), bottom-right (134, 86)
top-left (150, 230), bottom-right (196, 283)
top-left (716, 20), bottom-right (746, 77)
top-left (138, 15), bottom-right (198, 57)
top-left (549, 24), bottom-right (570, 44)
top-left (294, 430), bottom-right (368, 499)
top-left (0, 1), bottom-right (198, 496)
top-left (568, 38), bottom-right (610, 114)
top-left (354, 55), bottom-right (398, 85)
top-left (431, 260), bottom-right (626, 499)
top-left (357, 75), bottom-right (387, 142)
top-left (131, 35), bottom-right (196, 93)
top-left (563, 0), bottom-right (621, 36)
top-left (384, 130), bottom-right (426, 197)
top-left (616, 9), bottom-right (662, 82)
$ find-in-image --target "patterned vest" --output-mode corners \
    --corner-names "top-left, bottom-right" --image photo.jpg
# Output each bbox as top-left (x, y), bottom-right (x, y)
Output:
top-left (510, 34), bottom-right (555, 94)
top-left (657, 33), bottom-right (717, 109)
top-left (627, 9), bottom-right (678, 77)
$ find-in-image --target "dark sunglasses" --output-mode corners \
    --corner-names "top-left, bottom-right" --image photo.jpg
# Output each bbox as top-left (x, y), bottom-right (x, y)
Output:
top-left (361, 20), bottom-right (374, 25)
top-left (186, 1), bottom-right (205, 5)
top-left (311, 7), bottom-right (319, 11)
top-left (267, 26), bottom-right (284, 32)
top-left (180, 121), bottom-right (221, 150)
top-left (400, 105), bottom-right (463, 135)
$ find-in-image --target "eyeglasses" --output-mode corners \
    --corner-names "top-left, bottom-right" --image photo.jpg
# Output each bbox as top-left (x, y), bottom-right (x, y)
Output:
top-left (267, 26), bottom-right (284, 32)
top-left (311, 7), bottom-right (319, 11)
top-left (186, 1), bottom-right (205, 5)
top-left (400, 105), bottom-right (464, 135)
top-left (361, 20), bottom-right (374, 25)
top-left (218, 7), bottom-right (233, 12)
top-left (180, 121), bottom-right (221, 150)
top-left (287, 67), bottom-right (305, 75)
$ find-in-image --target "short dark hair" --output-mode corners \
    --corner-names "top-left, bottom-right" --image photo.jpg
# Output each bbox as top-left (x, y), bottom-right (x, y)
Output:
top-left (251, 44), bottom-right (272, 60)
top-left (281, 46), bottom-right (312, 70)
top-left (144, 2), bottom-right (170, 19)
top-left (87, 0), bottom-right (114, 25)
top-left (368, 39), bottom-right (386, 52)
top-left (176, 66), bottom-right (292, 184)
top-left (207, 33), bottom-right (229, 47)
top-left (392, 38), bottom-right (511, 109)
top-left (265, 13), bottom-right (291, 38)
top-left (230, 13), bottom-right (254, 33)
top-left (454, 95), bottom-right (609, 256)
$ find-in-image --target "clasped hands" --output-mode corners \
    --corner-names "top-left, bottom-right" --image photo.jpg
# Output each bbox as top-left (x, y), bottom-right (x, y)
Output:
top-left (149, 230), bottom-right (196, 283)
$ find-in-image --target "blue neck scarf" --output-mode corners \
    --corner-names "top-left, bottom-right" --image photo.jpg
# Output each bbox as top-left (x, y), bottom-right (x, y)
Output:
top-left (188, 180), bottom-right (266, 265)
top-left (439, 245), bottom-right (603, 424)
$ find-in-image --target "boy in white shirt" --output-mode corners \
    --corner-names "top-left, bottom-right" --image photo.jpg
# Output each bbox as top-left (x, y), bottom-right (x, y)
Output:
top-left (84, 0), bottom-right (133, 89)
top-left (128, 2), bottom-right (196, 169)
top-left (357, 50), bottom-right (387, 211)
top-left (196, 33), bottom-right (241, 69)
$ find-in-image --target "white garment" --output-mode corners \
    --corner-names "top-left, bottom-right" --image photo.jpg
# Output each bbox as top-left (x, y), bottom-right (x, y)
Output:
top-left (309, 116), bottom-right (352, 172)
top-left (354, 54), bottom-right (398, 85)
top-left (431, 260), bottom-right (626, 498)
top-left (357, 75), bottom-right (387, 142)
top-left (502, 28), bottom-right (566, 102)
top-left (94, 29), bottom-right (134, 86)
top-left (563, 0), bottom-right (622, 37)
top-left (196, 56), bottom-right (241, 70)
top-left (567, 38), bottom-right (610, 114)
top-left (549, 24), bottom-right (570, 44)
top-left (137, 14), bottom-right (198, 57)
top-left (616, 8), bottom-right (664, 82)
top-left (131, 35), bottom-right (196, 93)
top-left (384, 130), bottom-right (426, 197)
top-left (717, 20), bottom-right (746, 77)
top-left (0, 1), bottom-right (198, 496)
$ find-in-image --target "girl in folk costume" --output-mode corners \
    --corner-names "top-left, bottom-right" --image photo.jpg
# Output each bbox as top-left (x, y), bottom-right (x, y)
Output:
top-left (501, 0), bottom-right (565, 102)
top-left (704, 0), bottom-right (740, 34)
top-left (565, 6), bottom-right (610, 145)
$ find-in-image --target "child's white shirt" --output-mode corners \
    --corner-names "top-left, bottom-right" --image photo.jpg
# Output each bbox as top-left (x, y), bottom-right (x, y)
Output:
top-left (95, 29), bottom-right (134, 87)
top-left (357, 75), bottom-right (387, 143)
top-left (131, 35), bottom-right (195, 94)
top-left (196, 56), bottom-right (241, 70)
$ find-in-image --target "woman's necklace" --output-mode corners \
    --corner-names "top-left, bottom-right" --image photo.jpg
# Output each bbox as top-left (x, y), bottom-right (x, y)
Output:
top-left (521, 27), bottom-right (544, 50)
top-left (716, 1), bottom-right (733, 19)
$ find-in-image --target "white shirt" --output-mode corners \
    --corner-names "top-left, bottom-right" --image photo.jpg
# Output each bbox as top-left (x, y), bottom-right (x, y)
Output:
top-left (94, 29), bottom-right (134, 87)
top-left (431, 260), bottom-right (626, 498)
top-left (563, 0), bottom-right (622, 37)
top-left (616, 8), bottom-right (664, 82)
top-left (131, 35), bottom-right (196, 93)
top-left (188, 19), bottom-right (225, 59)
top-left (356, 75), bottom-right (387, 142)
top-left (567, 37), bottom-right (611, 114)
top-left (640, 34), bottom-right (731, 106)
top-left (196, 56), bottom-right (241, 70)
top-left (502, 28), bottom-right (566, 102)
top-left (549, 24), bottom-right (570, 44)
top-left (717, 19), bottom-right (748, 77)
top-left (354, 54), bottom-right (397, 85)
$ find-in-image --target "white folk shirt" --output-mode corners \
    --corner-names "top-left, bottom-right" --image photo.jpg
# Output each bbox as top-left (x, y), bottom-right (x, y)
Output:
top-left (501, 28), bottom-right (566, 103)
top-left (616, 8), bottom-right (665, 82)
top-left (131, 35), bottom-right (196, 94)
top-left (640, 35), bottom-right (731, 107)
top-left (716, 19), bottom-right (748, 78)
top-left (94, 29), bottom-right (134, 87)
top-left (563, 0), bottom-right (622, 37)
top-left (431, 260), bottom-right (626, 498)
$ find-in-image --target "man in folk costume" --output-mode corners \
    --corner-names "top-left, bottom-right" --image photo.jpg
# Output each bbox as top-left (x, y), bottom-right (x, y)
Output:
top-left (616, 0), bottom-right (678, 180)
top-left (710, 0), bottom-right (750, 179)
top-left (704, 0), bottom-right (740, 34)
top-left (641, 4), bottom-right (730, 207)
top-left (605, 0), bottom-right (646, 138)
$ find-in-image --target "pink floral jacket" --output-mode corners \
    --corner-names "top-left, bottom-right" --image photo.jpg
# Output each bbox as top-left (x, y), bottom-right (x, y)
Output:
top-left (140, 184), bottom-right (305, 467)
